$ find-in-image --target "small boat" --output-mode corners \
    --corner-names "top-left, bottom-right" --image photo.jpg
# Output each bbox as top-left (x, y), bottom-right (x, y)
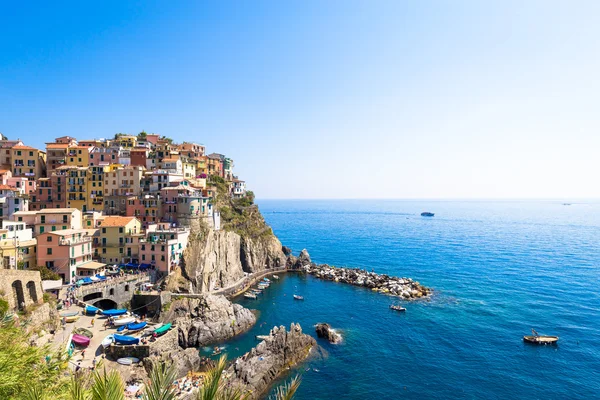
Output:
top-left (102, 309), bottom-right (128, 317)
top-left (421, 212), bottom-right (435, 217)
top-left (153, 323), bottom-right (171, 336)
top-left (117, 357), bottom-right (140, 365)
top-left (117, 325), bottom-right (126, 332)
top-left (293, 295), bottom-right (304, 301)
top-left (263, 278), bottom-right (271, 282)
top-left (211, 346), bottom-right (223, 356)
top-left (272, 275), bottom-right (280, 280)
top-left (255, 335), bottom-right (270, 341)
top-left (127, 321), bottom-right (147, 332)
top-left (85, 305), bottom-right (100, 315)
top-left (244, 293), bottom-right (257, 299)
top-left (101, 334), bottom-right (115, 348)
top-left (523, 329), bottom-right (559, 345)
top-left (113, 334), bottom-right (140, 345)
top-left (73, 327), bottom-right (94, 338)
top-left (390, 305), bottom-right (406, 312)
top-left (60, 311), bottom-right (79, 317)
top-left (113, 316), bottom-right (136, 327)
top-left (72, 334), bottom-right (91, 347)
top-left (65, 315), bottom-right (79, 323)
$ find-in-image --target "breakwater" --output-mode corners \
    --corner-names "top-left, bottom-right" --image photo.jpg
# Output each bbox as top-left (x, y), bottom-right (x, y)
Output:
top-left (302, 263), bottom-right (431, 299)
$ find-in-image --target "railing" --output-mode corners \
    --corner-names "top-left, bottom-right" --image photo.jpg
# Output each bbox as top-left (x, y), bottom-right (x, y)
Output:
top-left (59, 235), bottom-right (92, 245)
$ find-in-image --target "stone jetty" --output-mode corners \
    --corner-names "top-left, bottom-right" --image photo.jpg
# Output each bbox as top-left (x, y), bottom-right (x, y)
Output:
top-left (290, 249), bottom-right (431, 299)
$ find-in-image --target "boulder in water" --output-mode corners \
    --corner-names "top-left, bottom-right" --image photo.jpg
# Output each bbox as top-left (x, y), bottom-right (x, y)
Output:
top-left (315, 323), bottom-right (342, 344)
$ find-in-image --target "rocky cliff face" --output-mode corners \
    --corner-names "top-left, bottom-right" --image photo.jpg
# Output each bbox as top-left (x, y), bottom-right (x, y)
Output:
top-left (161, 295), bottom-right (256, 348)
top-left (179, 228), bottom-right (286, 293)
top-left (226, 323), bottom-right (316, 399)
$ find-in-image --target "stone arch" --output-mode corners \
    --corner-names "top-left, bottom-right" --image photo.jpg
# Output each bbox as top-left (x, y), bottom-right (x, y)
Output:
top-left (12, 280), bottom-right (25, 311)
top-left (93, 298), bottom-right (117, 310)
top-left (26, 281), bottom-right (38, 303)
top-left (83, 292), bottom-right (103, 302)
top-left (124, 284), bottom-right (129, 292)
top-left (109, 288), bottom-right (115, 296)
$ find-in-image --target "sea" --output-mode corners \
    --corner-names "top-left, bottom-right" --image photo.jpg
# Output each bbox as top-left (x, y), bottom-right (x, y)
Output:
top-left (205, 200), bottom-right (600, 399)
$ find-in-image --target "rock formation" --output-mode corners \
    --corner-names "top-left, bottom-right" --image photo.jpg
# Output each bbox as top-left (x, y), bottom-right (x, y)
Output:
top-left (160, 295), bottom-right (256, 348)
top-left (226, 323), bottom-right (315, 399)
top-left (315, 323), bottom-right (342, 344)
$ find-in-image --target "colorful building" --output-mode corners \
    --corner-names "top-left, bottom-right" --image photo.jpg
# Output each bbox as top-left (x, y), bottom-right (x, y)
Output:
top-left (139, 223), bottom-right (190, 274)
top-left (96, 216), bottom-right (142, 264)
top-left (11, 145), bottom-right (46, 180)
top-left (36, 229), bottom-right (95, 283)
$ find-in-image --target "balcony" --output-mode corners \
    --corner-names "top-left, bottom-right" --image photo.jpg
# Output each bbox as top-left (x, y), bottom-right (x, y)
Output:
top-left (59, 235), bottom-right (92, 245)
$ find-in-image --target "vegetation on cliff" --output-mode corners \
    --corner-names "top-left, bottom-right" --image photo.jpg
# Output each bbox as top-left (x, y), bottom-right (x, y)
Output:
top-left (209, 175), bottom-right (272, 239)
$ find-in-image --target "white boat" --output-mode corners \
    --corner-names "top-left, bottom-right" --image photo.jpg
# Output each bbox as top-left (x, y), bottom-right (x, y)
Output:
top-left (101, 334), bottom-right (115, 348)
top-left (113, 316), bottom-right (136, 327)
top-left (293, 295), bottom-right (304, 301)
top-left (272, 275), bottom-right (280, 280)
top-left (244, 293), bottom-right (257, 299)
top-left (117, 357), bottom-right (140, 365)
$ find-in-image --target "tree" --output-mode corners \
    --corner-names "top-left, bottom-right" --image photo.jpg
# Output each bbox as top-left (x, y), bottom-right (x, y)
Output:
top-left (30, 265), bottom-right (60, 281)
top-left (137, 131), bottom-right (147, 140)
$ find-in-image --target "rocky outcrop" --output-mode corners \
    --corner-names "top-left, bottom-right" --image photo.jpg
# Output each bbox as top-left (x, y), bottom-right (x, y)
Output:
top-left (181, 230), bottom-right (246, 292)
top-left (180, 228), bottom-right (286, 293)
top-left (226, 323), bottom-right (315, 399)
top-left (160, 295), bottom-right (256, 348)
top-left (315, 323), bottom-right (342, 344)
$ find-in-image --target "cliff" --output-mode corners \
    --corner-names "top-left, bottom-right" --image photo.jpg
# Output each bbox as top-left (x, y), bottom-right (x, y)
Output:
top-left (226, 323), bottom-right (315, 399)
top-left (172, 180), bottom-right (286, 293)
top-left (160, 295), bottom-right (256, 348)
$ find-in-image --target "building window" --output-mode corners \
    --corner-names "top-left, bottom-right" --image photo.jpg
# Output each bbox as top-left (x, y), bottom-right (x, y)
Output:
top-left (47, 248), bottom-right (52, 255)
top-left (46, 236), bottom-right (52, 242)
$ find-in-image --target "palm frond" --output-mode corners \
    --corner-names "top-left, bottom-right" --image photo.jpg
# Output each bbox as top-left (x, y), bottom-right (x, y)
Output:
top-left (22, 385), bottom-right (48, 400)
top-left (271, 375), bottom-right (301, 400)
top-left (70, 371), bottom-right (91, 400)
top-left (143, 361), bottom-right (178, 400)
top-left (197, 355), bottom-right (227, 400)
top-left (90, 367), bottom-right (125, 400)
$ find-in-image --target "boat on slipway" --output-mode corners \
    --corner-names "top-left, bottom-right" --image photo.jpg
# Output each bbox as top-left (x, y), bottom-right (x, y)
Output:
top-left (117, 357), bottom-right (140, 365)
top-left (127, 321), bottom-right (147, 332)
top-left (72, 334), bottom-right (91, 347)
top-left (85, 305), bottom-right (100, 315)
top-left (73, 327), bottom-right (94, 338)
top-left (60, 311), bottom-right (79, 317)
top-left (102, 334), bottom-right (115, 348)
top-left (65, 315), bottom-right (79, 323)
top-left (113, 316), bottom-right (136, 327)
top-left (153, 323), bottom-right (171, 336)
top-left (102, 309), bottom-right (128, 317)
top-left (113, 334), bottom-right (140, 345)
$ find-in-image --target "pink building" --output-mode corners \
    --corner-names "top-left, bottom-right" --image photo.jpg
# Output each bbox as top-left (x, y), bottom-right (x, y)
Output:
top-left (139, 223), bottom-right (190, 275)
top-left (7, 177), bottom-right (36, 195)
top-left (37, 229), bottom-right (97, 284)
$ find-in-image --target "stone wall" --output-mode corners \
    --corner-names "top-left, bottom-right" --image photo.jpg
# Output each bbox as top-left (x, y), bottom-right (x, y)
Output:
top-left (105, 326), bottom-right (178, 361)
top-left (130, 292), bottom-right (171, 318)
top-left (0, 269), bottom-right (44, 311)
top-left (75, 275), bottom-right (150, 308)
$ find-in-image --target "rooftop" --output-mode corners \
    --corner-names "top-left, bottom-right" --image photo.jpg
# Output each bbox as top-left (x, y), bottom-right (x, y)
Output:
top-left (98, 216), bottom-right (137, 227)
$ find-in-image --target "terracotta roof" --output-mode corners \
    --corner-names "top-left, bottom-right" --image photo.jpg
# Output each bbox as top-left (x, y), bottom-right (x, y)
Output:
top-left (162, 158), bottom-right (178, 162)
top-left (46, 144), bottom-right (70, 149)
top-left (98, 216), bottom-right (137, 227)
top-left (0, 169), bottom-right (10, 174)
top-left (13, 145), bottom-right (39, 151)
top-left (0, 185), bottom-right (18, 191)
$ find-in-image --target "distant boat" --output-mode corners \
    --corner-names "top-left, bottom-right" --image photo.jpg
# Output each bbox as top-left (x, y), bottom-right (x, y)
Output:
top-left (523, 329), bottom-right (559, 345)
top-left (65, 315), bottom-right (79, 323)
top-left (72, 334), bottom-right (91, 347)
top-left (272, 275), bottom-right (280, 280)
top-left (421, 212), bottom-right (435, 217)
top-left (389, 305), bottom-right (406, 312)
top-left (73, 327), bottom-right (94, 338)
top-left (244, 293), bottom-right (257, 299)
top-left (60, 311), bottom-right (79, 318)
top-left (113, 334), bottom-right (140, 345)
top-left (293, 295), bottom-right (304, 301)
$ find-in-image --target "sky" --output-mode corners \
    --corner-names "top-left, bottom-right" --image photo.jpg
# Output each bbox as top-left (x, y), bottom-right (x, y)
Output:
top-left (1, 1), bottom-right (599, 199)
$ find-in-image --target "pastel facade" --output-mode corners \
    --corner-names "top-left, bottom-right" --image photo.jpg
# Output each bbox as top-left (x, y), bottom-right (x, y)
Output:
top-left (12, 145), bottom-right (46, 180)
top-left (139, 223), bottom-right (190, 274)
top-left (96, 216), bottom-right (142, 264)
top-left (37, 229), bottom-right (94, 283)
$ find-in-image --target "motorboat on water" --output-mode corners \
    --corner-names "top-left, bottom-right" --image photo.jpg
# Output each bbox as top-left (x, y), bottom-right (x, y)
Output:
top-left (244, 293), bottom-right (257, 299)
top-left (293, 295), bottom-right (304, 301)
top-left (523, 329), bottom-right (559, 345)
top-left (421, 212), bottom-right (435, 217)
top-left (272, 275), bottom-right (280, 280)
top-left (390, 305), bottom-right (406, 312)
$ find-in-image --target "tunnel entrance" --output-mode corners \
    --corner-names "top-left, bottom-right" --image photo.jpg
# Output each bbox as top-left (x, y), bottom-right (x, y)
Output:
top-left (93, 299), bottom-right (118, 310)
top-left (83, 292), bottom-right (103, 302)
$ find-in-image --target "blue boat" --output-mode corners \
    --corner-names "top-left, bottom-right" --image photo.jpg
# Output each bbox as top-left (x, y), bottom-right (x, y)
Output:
top-left (116, 325), bottom-right (126, 332)
top-left (113, 334), bottom-right (140, 345)
top-left (102, 309), bottom-right (128, 317)
top-left (85, 305), bottom-right (99, 315)
top-left (421, 212), bottom-right (435, 217)
top-left (127, 321), bottom-right (147, 332)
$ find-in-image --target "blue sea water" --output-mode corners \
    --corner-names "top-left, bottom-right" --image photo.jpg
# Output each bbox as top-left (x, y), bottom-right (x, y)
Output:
top-left (213, 200), bottom-right (600, 399)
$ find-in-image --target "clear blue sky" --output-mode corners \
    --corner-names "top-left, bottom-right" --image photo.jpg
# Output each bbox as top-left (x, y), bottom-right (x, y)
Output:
top-left (1, 1), bottom-right (599, 199)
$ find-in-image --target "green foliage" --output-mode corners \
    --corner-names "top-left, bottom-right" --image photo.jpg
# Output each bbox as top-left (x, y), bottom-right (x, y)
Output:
top-left (143, 361), bottom-right (177, 400)
top-left (197, 355), bottom-right (247, 400)
top-left (137, 131), bottom-right (147, 140)
top-left (0, 298), bottom-right (8, 315)
top-left (89, 367), bottom-right (125, 400)
top-left (31, 265), bottom-right (60, 281)
top-left (270, 376), bottom-right (301, 400)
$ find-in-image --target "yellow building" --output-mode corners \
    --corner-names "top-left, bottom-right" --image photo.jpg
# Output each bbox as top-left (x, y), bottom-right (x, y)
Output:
top-left (87, 165), bottom-right (107, 212)
top-left (104, 165), bottom-right (144, 197)
top-left (96, 216), bottom-right (142, 264)
top-left (11, 145), bottom-right (46, 180)
top-left (65, 146), bottom-right (92, 167)
top-left (63, 166), bottom-right (89, 211)
top-left (118, 135), bottom-right (138, 148)
top-left (0, 221), bottom-right (37, 269)
top-left (195, 156), bottom-right (208, 176)
top-left (181, 158), bottom-right (197, 179)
